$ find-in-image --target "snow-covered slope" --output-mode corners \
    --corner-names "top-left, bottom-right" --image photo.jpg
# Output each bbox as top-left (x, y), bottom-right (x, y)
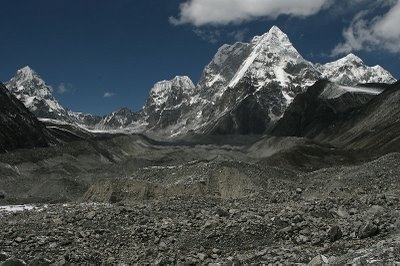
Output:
top-left (319, 83), bottom-right (384, 100)
top-left (95, 108), bottom-right (141, 130)
top-left (5, 66), bottom-right (70, 121)
top-left (145, 76), bottom-right (196, 111)
top-left (141, 76), bottom-right (197, 129)
top-left (317, 54), bottom-right (396, 86)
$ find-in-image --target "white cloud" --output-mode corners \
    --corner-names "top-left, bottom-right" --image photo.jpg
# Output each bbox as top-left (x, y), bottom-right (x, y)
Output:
top-left (229, 29), bottom-right (249, 42)
top-left (193, 28), bottom-right (221, 43)
top-left (170, 0), bottom-right (332, 26)
top-left (332, 0), bottom-right (400, 56)
top-left (57, 83), bottom-right (68, 94)
top-left (103, 92), bottom-right (115, 98)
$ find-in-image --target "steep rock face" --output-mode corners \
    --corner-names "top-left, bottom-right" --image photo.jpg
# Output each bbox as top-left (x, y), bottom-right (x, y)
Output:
top-left (203, 94), bottom-right (270, 135)
top-left (271, 80), bottom-right (386, 138)
top-left (142, 76), bottom-right (197, 130)
top-left (325, 81), bottom-right (400, 153)
top-left (271, 80), bottom-right (400, 156)
top-left (0, 83), bottom-right (53, 152)
top-left (198, 42), bottom-right (252, 99)
top-left (5, 66), bottom-right (70, 121)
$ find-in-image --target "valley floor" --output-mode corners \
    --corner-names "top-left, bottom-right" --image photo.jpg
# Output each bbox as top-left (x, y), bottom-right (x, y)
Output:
top-left (1, 179), bottom-right (400, 264)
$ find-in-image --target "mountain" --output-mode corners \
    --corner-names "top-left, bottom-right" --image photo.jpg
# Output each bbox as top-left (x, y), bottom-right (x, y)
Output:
top-left (5, 66), bottom-right (71, 121)
top-left (4, 26), bottom-right (396, 137)
top-left (96, 108), bottom-right (141, 130)
top-left (271, 80), bottom-right (400, 157)
top-left (0, 83), bottom-right (54, 152)
top-left (271, 80), bottom-right (386, 138)
top-left (140, 76), bottom-right (197, 131)
top-left (146, 26), bottom-right (395, 136)
top-left (317, 53), bottom-right (396, 86)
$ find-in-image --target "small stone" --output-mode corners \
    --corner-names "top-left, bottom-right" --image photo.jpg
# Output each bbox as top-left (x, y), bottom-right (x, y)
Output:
top-left (308, 254), bottom-right (329, 265)
top-left (53, 218), bottom-right (63, 225)
top-left (297, 234), bottom-right (309, 243)
top-left (85, 211), bottom-right (97, 220)
top-left (327, 225), bottom-right (342, 242)
top-left (159, 242), bottom-right (167, 250)
top-left (358, 221), bottom-right (379, 239)
top-left (197, 253), bottom-right (207, 261)
top-left (15, 237), bottom-right (23, 243)
top-left (212, 248), bottom-right (221, 254)
top-left (293, 215), bottom-right (303, 223)
top-left (336, 206), bottom-right (349, 218)
top-left (367, 205), bottom-right (385, 217)
top-left (296, 188), bottom-right (303, 194)
top-left (229, 209), bottom-right (239, 214)
top-left (349, 208), bottom-right (357, 215)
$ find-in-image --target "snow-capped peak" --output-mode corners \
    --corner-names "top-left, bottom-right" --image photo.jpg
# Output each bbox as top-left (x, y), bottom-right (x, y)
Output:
top-left (151, 76), bottom-right (195, 95)
top-left (252, 25), bottom-right (291, 46)
top-left (171, 76), bottom-right (195, 90)
top-left (146, 76), bottom-right (196, 109)
top-left (343, 53), bottom-right (363, 63)
top-left (228, 25), bottom-right (309, 88)
top-left (16, 66), bottom-right (37, 81)
top-left (319, 53), bottom-right (396, 86)
top-left (5, 66), bottom-right (69, 120)
top-left (10, 66), bottom-right (47, 88)
top-left (327, 53), bottom-right (364, 67)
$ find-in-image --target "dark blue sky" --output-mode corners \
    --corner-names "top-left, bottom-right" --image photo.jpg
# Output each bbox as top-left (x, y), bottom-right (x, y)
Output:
top-left (1, 0), bottom-right (399, 115)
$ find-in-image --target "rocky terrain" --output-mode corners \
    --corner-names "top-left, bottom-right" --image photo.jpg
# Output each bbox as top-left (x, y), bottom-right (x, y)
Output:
top-left (0, 128), bottom-right (400, 264)
top-left (0, 83), bottom-right (54, 152)
top-left (1, 155), bottom-right (400, 265)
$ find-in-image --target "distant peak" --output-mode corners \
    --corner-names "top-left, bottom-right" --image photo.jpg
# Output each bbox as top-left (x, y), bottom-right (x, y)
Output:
top-left (14, 65), bottom-right (42, 82)
top-left (172, 75), bottom-right (191, 82)
top-left (342, 53), bottom-right (363, 63)
top-left (268, 25), bottom-right (285, 35)
top-left (151, 76), bottom-right (195, 95)
top-left (252, 25), bottom-right (290, 45)
top-left (17, 65), bottom-right (36, 76)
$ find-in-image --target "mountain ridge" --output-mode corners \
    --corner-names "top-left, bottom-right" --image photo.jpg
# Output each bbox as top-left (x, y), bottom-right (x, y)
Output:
top-left (4, 26), bottom-right (397, 136)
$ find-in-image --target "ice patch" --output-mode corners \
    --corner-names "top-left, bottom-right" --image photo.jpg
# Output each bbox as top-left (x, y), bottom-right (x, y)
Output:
top-left (0, 205), bottom-right (37, 213)
top-left (320, 84), bottom-right (383, 99)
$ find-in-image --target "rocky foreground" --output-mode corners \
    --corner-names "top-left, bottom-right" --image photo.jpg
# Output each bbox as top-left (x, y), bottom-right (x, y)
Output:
top-left (1, 186), bottom-right (400, 265)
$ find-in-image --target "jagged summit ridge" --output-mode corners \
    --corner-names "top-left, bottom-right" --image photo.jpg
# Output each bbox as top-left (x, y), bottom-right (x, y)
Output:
top-left (5, 66), bottom-right (67, 119)
top-left (15, 66), bottom-right (39, 82)
top-left (228, 25), bottom-right (313, 89)
top-left (8, 66), bottom-right (51, 98)
top-left (252, 25), bottom-right (292, 47)
top-left (318, 53), bottom-right (396, 86)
